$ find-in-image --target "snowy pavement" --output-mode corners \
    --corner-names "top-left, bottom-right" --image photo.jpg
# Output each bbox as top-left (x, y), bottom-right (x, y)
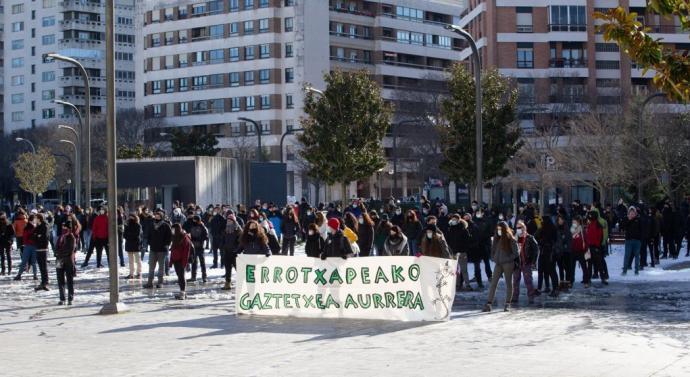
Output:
top-left (1, 244), bottom-right (690, 377)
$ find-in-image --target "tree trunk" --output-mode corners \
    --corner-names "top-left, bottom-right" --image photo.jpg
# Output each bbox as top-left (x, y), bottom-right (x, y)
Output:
top-left (341, 182), bottom-right (348, 205)
top-left (512, 182), bottom-right (518, 216)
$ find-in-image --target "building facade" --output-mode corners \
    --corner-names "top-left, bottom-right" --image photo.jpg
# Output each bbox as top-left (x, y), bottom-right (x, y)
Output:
top-left (2, 0), bottom-right (136, 135)
top-left (136, 0), bottom-right (467, 203)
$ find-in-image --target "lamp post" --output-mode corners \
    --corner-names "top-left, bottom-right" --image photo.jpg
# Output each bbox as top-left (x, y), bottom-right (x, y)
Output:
top-left (637, 92), bottom-right (666, 201)
top-left (54, 99), bottom-right (84, 205)
top-left (445, 24), bottom-right (483, 205)
top-left (238, 117), bottom-right (263, 162)
top-left (15, 137), bottom-right (36, 154)
top-left (57, 125), bottom-right (81, 208)
top-left (280, 128), bottom-right (304, 164)
top-left (391, 120), bottom-right (417, 199)
top-left (100, 0), bottom-right (127, 315)
top-left (47, 53), bottom-right (91, 205)
top-left (16, 138), bottom-right (37, 206)
top-left (59, 140), bottom-right (79, 206)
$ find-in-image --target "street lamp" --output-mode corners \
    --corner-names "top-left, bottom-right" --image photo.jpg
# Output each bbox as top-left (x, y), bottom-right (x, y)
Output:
top-left (57, 125), bottom-right (81, 207)
top-left (15, 137), bottom-right (36, 154)
top-left (305, 85), bottom-right (325, 97)
top-left (445, 24), bottom-right (483, 205)
top-left (637, 92), bottom-right (666, 200)
top-left (238, 117), bottom-right (263, 162)
top-left (59, 140), bottom-right (79, 206)
top-left (47, 53), bottom-right (92, 205)
top-left (280, 128), bottom-right (304, 164)
top-left (99, 0), bottom-right (127, 315)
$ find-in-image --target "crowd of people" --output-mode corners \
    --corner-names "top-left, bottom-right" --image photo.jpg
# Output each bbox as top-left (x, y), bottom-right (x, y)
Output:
top-left (0, 196), bottom-right (688, 310)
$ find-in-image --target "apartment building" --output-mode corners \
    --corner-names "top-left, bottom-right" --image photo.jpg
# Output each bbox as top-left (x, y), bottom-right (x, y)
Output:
top-left (137, 0), bottom-right (466, 201)
top-left (460, 0), bottom-right (690, 205)
top-left (3, 0), bottom-right (136, 135)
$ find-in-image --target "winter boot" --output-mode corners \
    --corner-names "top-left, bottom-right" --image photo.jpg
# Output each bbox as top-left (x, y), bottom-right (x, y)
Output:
top-left (549, 289), bottom-right (559, 298)
top-left (222, 281), bottom-right (232, 291)
top-left (482, 303), bottom-right (492, 312)
top-left (175, 292), bottom-right (186, 300)
top-left (503, 303), bottom-right (511, 312)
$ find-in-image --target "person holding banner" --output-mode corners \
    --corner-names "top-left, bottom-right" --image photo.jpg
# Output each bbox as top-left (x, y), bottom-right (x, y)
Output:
top-left (236, 221), bottom-right (271, 256)
top-left (483, 221), bottom-right (519, 312)
top-left (305, 223), bottom-right (324, 258)
top-left (321, 218), bottom-right (352, 260)
top-left (382, 225), bottom-right (409, 256)
top-left (420, 224), bottom-right (451, 259)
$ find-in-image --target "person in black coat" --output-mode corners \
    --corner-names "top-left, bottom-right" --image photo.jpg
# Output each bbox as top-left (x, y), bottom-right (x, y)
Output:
top-left (139, 209), bottom-right (154, 260)
top-left (462, 213), bottom-right (484, 288)
top-left (661, 203), bottom-right (676, 259)
top-left (0, 213), bottom-right (15, 275)
top-left (536, 215), bottom-right (558, 294)
top-left (447, 215), bottom-right (472, 290)
top-left (280, 207), bottom-right (301, 256)
top-left (220, 214), bottom-right (242, 290)
top-left (33, 213), bottom-right (51, 291)
top-left (356, 213), bottom-right (375, 257)
top-left (209, 211), bottom-right (227, 268)
top-left (188, 215), bottom-right (209, 283)
top-left (305, 223), bottom-right (324, 258)
top-left (55, 221), bottom-right (77, 305)
top-left (621, 206), bottom-right (643, 274)
top-left (144, 211), bottom-right (172, 289)
top-left (123, 214), bottom-right (142, 279)
top-left (236, 220), bottom-right (271, 256)
top-left (473, 209), bottom-right (493, 283)
top-left (638, 207), bottom-right (653, 268)
top-left (322, 218), bottom-right (352, 259)
top-left (554, 215), bottom-right (573, 288)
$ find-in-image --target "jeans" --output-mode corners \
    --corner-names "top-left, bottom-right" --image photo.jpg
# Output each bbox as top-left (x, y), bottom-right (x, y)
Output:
top-left (147, 251), bottom-right (166, 285)
top-left (281, 237), bottom-right (296, 256)
top-left (127, 251), bottom-right (141, 276)
top-left (1, 244), bottom-right (11, 273)
top-left (140, 238), bottom-right (149, 261)
top-left (36, 250), bottom-right (49, 286)
top-left (512, 262), bottom-right (536, 300)
top-left (456, 252), bottom-right (470, 287)
top-left (118, 233), bottom-right (125, 267)
top-left (173, 261), bottom-right (186, 292)
top-left (487, 262), bottom-right (514, 305)
top-left (190, 246), bottom-right (206, 280)
top-left (16, 245), bottom-right (37, 278)
top-left (623, 239), bottom-right (642, 273)
top-left (211, 238), bottom-right (223, 267)
top-left (56, 266), bottom-right (75, 302)
top-left (83, 229), bottom-right (92, 253)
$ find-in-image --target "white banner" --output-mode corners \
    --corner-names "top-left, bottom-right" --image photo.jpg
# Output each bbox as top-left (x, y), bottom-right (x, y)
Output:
top-left (236, 255), bottom-right (457, 322)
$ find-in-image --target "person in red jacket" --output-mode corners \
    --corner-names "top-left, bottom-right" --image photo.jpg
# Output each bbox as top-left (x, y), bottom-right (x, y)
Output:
top-left (585, 212), bottom-right (608, 286)
top-left (169, 223), bottom-right (192, 300)
top-left (82, 206), bottom-right (109, 268)
top-left (570, 217), bottom-right (590, 287)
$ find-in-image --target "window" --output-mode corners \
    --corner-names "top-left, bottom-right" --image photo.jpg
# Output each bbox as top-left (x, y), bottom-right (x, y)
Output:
top-left (231, 97), bottom-right (241, 112)
top-left (210, 49), bottom-right (224, 63)
top-left (244, 71), bottom-right (255, 85)
top-left (210, 24), bottom-right (224, 39)
top-left (517, 78), bottom-right (535, 103)
top-left (596, 78), bottom-right (620, 88)
top-left (193, 76), bottom-right (208, 89)
top-left (261, 95), bottom-right (271, 109)
top-left (410, 32), bottom-right (423, 45)
top-left (153, 104), bottom-right (162, 117)
top-left (192, 51), bottom-right (206, 65)
top-left (230, 0), bottom-right (239, 12)
top-left (516, 7), bottom-right (533, 32)
top-left (230, 72), bottom-right (240, 87)
top-left (229, 47), bottom-right (240, 61)
top-left (165, 79), bottom-right (175, 93)
top-left (595, 60), bottom-right (620, 70)
top-left (246, 96), bottom-right (255, 110)
top-left (260, 121), bottom-right (270, 135)
top-left (165, 32), bottom-right (174, 45)
top-left (192, 100), bottom-right (208, 113)
top-left (42, 108), bottom-right (56, 119)
top-left (42, 16), bottom-right (55, 27)
top-left (178, 5), bottom-right (188, 18)
top-left (285, 17), bottom-right (294, 32)
top-left (285, 68), bottom-right (294, 83)
top-left (12, 39), bottom-right (24, 49)
top-left (152, 81), bottom-right (161, 94)
top-left (12, 75), bottom-right (25, 86)
top-left (549, 6), bottom-right (586, 31)
top-left (244, 0), bottom-right (254, 9)
top-left (210, 74), bottom-right (224, 88)
top-left (42, 35), bottom-right (55, 45)
top-left (517, 43), bottom-right (534, 68)
top-left (12, 112), bottom-right (24, 122)
top-left (260, 44), bottom-right (270, 58)
top-left (152, 34), bottom-right (161, 47)
top-left (259, 18), bottom-right (269, 33)
top-left (12, 22), bottom-right (24, 32)
top-left (285, 0), bottom-right (295, 5)
top-left (595, 43), bottom-right (619, 52)
top-left (192, 3), bottom-right (206, 16)
top-left (164, 9), bottom-right (173, 21)
top-left (42, 71), bottom-right (56, 82)
top-left (42, 90), bottom-right (55, 101)
top-left (11, 58), bottom-right (24, 68)
top-left (11, 94), bottom-right (24, 104)
top-left (396, 6), bottom-right (423, 21)
top-left (259, 69), bottom-right (270, 84)
top-left (244, 20), bottom-right (254, 34)
top-left (397, 31), bottom-right (410, 43)
top-left (285, 43), bottom-right (293, 57)
top-left (179, 78), bottom-right (189, 91)
top-left (210, 98), bottom-right (224, 113)
top-left (179, 30), bottom-right (188, 43)
top-left (12, 4), bottom-right (24, 14)
top-left (245, 46), bottom-right (255, 60)
top-left (179, 54), bottom-right (188, 67)
top-left (259, 0), bottom-right (269, 7)
top-left (230, 22), bottom-right (239, 36)
top-left (180, 102), bottom-right (189, 115)
top-left (286, 94), bottom-right (294, 109)
top-left (209, 0), bottom-right (223, 14)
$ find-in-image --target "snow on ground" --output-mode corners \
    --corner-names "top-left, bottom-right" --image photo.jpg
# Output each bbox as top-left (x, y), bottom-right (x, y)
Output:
top-left (1, 243), bottom-right (689, 377)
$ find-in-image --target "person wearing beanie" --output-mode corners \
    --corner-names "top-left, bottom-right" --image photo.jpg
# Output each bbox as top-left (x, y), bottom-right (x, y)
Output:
top-left (209, 207), bottom-right (227, 269)
top-left (321, 218), bottom-right (352, 260)
top-left (621, 206), bottom-right (643, 275)
top-left (419, 224), bottom-right (451, 259)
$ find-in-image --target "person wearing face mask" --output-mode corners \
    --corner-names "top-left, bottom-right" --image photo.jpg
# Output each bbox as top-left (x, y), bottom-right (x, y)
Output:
top-left (139, 208), bottom-right (154, 261)
top-left (419, 224), bottom-right (451, 259)
top-left (321, 218), bottom-right (352, 260)
top-left (14, 214), bottom-right (38, 281)
top-left (236, 220), bottom-right (271, 256)
top-left (305, 223), bottom-right (325, 258)
top-left (345, 200), bottom-right (363, 219)
top-left (391, 207), bottom-right (404, 227)
top-left (446, 214), bottom-right (472, 291)
top-left (536, 215), bottom-right (558, 296)
top-left (144, 210), bottom-right (173, 289)
top-left (621, 206), bottom-right (643, 275)
top-left (473, 208), bottom-right (494, 283)
top-left (55, 220), bottom-right (77, 305)
top-left (187, 215), bottom-right (209, 283)
top-left (373, 217), bottom-right (392, 256)
top-left (123, 213), bottom-right (142, 279)
top-left (569, 217), bottom-right (589, 287)
top-left (280, 206), bottom-right (301, 256)
top-left (168, 223), bottom-right (192, 299)
top-left (554, 214), bottom-right (573, 290)
top-left (470, 201), bottom-right (479, 215)
top-left (33, 213), bottom-right (51, 291)
top-left (483, 222), bottom-right (519, 312)
top-left (209, 208), bottom-right (227, 269)
top-left (356, 212), bottom-right (375, 257)
top-left (462, 213), bottom-right (484, 288)
top-left (383, 225), bottom-right (409, 256)
top-left (402, 210), bottom-right (423, 255)
top-left (0, 213), bottom-right (14, 276)
top-left (220, 214), bottom-right (242, 290)
top-left (170, 207), bottom-right (185, 225)
top-left (584, 211), bottom-right (608, 286)
top-left (512, 220), bottom-right (540, 303)
top-left (82, 207), bottom-right (109, 269)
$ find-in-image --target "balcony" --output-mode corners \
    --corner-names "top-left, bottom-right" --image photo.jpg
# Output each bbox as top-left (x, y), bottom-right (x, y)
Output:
top-left (549, 58), bottom-right (587, 68)
top-left (548, 24), bottom-right (587, 32)
top-left (549, 94), bottom-right (585, 103)
top-left (516, 25), bottom-right (533, 33)
top-left (647, 25), bottom-right (689, 34)
top-left (328, 6), bottom-right (375, 17)
top-left (329, 31), bottom-right (374, 40)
